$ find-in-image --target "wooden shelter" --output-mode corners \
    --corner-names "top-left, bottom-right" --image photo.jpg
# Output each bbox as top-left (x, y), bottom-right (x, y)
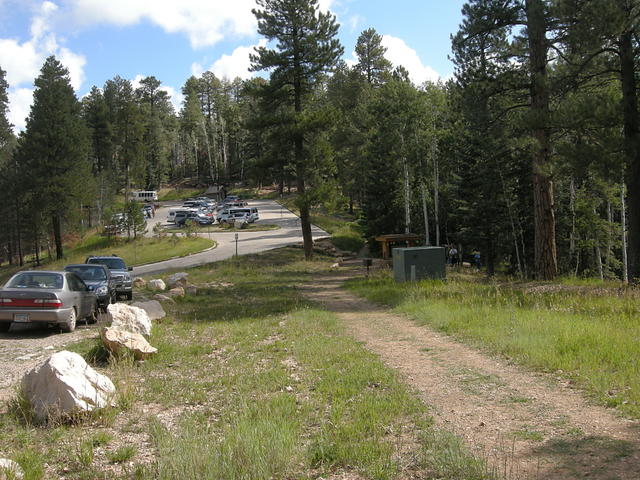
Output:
top-left (375, 234), bottom-right (422, 259)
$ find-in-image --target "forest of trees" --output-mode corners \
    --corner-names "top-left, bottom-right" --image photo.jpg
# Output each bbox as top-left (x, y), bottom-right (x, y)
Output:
top-left (0, 0), bottom-right (638, 282)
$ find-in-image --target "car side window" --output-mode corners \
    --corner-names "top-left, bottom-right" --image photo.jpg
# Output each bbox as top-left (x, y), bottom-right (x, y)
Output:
top-left (67, 274), bottom-right (86, 291)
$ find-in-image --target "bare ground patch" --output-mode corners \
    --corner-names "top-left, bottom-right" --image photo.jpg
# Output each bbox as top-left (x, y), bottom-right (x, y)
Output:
top-left (301, 272), bottom-right (640, 480)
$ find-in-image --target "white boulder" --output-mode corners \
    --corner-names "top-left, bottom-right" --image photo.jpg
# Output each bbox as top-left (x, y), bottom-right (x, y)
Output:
top-left (21, 351), bottom-right (115, 422)
top-left (131, 300), bottom-right (166, 321)
top-left (0, 459), bottom-right (24, 480)
top-left (147, 279), bottom-right (166, 291)
top-left (166, 272), bottom-right (189, 289)
top-left (106, 303), bottom-right (152, 337)
top-left (101, 327), bottom-right (157, 360)
top-left (132, 277), bottom-right (146, 288)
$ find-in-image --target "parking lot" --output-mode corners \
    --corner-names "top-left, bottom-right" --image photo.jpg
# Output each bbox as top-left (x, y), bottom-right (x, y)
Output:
top-left (134, 199), bottom-right (328, 276)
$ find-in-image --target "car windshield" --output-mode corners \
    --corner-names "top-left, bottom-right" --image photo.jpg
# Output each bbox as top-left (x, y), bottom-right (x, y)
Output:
top-left (6, 273), bottom-right (64, 289)
top-left (66, 266), bottom-right (107, 281)
top-left (88, 258), bottom-right (126, 270)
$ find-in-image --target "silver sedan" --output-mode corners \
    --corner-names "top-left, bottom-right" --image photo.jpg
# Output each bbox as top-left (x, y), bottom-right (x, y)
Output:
top-left (0, 271), bottom-right (98, 333)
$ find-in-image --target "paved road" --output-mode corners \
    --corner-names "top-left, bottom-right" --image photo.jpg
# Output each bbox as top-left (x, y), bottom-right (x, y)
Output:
top-left (133, 199), bottom-right (328, 276)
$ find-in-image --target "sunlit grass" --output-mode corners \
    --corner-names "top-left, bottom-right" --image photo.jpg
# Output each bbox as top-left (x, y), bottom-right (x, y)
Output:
top-left (346, 271), bottom-right (640, 417)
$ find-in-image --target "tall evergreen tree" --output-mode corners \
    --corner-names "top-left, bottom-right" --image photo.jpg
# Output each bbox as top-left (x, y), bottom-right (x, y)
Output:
top-left (15, 56), bottom-right (91, 259)
top-left (354, 28), bottom-right (392, 85)
top-left (251, 0), bottom-right (343, 259)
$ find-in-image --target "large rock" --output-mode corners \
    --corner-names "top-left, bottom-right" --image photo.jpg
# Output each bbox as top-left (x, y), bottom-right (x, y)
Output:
top-left (153, 294), bottom-right (176, 304)
top-left (131, 300), bottom-right (166, 321)
top-left (168, 287), bottom-right (185, 297)
top-left (0, 459), bottom-right (24, 480)
top-left (101, 327), bottom-right (157, 360)
top-left (132, 277), bottom-right (146, 288)
top-left (147, 279), bottom-right (166, 291)
top-left (106, 303), bottom-right (152, 337)
top-left (21, 351), bottom-right (115, 422)
top-left (166, 272), bottom-right (189, 289)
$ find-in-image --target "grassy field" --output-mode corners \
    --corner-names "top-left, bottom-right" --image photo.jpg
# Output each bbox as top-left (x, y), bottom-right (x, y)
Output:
top-left (0, 249), bottom-right (491, 480)
top-left (346, 270), bottom-right (640, 418)
top-left (157, 187), bottom-right (205, 202)
top-left (0, 234), bottom-right (214, 283)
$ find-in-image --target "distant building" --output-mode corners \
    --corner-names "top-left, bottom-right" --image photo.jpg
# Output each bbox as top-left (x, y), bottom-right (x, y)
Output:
top-left (204, 184), bottom-right (226, 201)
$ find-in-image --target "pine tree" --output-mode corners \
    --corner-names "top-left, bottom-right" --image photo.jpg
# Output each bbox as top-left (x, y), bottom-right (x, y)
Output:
top-left (355, 28), bottom-right (392, 85)
top-left (15, 56), bottom-right (91, 259)
top-left (251, 0), bottom-right (343, 259)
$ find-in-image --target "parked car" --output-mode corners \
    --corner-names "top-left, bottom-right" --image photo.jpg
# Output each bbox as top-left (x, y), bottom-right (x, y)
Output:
top-left (64, 264), bottom-right (116, 312)
top-left (0, 271), bottom-right (98, 333)
top-left (85, 255), bottom-right (133, 300)
top-left (167, 207), bottom-right (198, 224)
top-left (217, 207), bottom-right (257, 223)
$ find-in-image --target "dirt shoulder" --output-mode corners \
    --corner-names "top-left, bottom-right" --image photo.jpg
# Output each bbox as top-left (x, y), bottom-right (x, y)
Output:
top-left (0, 322), bottom-right (101, 407)
top-left (302, 272), bottom-right (640, 480)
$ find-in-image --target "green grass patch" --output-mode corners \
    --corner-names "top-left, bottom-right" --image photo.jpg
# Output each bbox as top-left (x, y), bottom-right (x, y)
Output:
top-left (157, 187), bottom-right (205, 201)
top-left (1, 248), bottom-right (491, 479)
top-left (346, 271), bottom-right (640, 418)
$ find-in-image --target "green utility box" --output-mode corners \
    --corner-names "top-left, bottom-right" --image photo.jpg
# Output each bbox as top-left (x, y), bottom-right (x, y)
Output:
top-left (392, 246), bottom-right (446, 282)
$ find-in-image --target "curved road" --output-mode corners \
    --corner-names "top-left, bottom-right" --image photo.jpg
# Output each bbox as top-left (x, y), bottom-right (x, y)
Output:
top-left (133, 199), bottom-right (328, 276)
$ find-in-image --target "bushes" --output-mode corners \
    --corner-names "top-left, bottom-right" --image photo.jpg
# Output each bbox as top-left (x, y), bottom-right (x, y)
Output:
top-left (331, 225), bottom-right (365, 253)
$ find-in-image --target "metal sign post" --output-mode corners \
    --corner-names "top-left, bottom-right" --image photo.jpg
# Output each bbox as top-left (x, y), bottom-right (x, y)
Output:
top-left (235, 232), bottom-right (239, 257)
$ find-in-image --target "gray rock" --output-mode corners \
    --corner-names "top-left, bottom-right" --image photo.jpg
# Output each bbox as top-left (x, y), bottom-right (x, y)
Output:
top-left (131, 300), bottom-right (166, 321)
top-left (153, 294), bottom-right (176, 304)
top-left (185, 285), bottom-right (198, 296)
top-left (166, 272), bottom-right (189, 289)
top-left (132, 277), bottom-right (146, 288)
top-left (168, 287), bottom-right (185, 297)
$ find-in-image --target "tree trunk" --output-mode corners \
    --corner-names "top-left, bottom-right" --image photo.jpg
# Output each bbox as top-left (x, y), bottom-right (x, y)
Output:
top-left (52, 214), bottom-right (63, 260)
top-left (403, 159), bottom-right (411, 234)
top-left (621, 179), bottom-right (629, 283)
top-left (526, 0), bottom-right (558, 280)
top-left (619, 31), bottom-right (640, 282)
top-left (421, 182), bottom-right (430, 245)
top-left (432, 143), bottom-right (440, 246)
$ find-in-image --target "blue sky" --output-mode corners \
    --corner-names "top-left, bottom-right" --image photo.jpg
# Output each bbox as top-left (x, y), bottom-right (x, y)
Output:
top-left (0, 0), bottom-right (466, 131)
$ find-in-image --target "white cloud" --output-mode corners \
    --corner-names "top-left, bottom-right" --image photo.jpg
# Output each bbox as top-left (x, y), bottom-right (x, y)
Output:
top-left (161, 85), bottom-right (183, 113)
top-left (7, 88), bottom-right (34, 131)
top-left (381, 35), bottom-right (441, 85)
top-left (68, 0), bottom-right (258, 48)
top-left (210, 39), bottom-right (266, 80)
top-left (0, 1), bottom-right (88, 131)
top-left (191, 62), bottom-right (204, 78)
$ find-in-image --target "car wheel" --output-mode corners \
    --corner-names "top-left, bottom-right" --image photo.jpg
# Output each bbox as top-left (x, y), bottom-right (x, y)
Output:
top-left (0, 323), bottom-right (10, 333)
top-left (126, 292), bottom-right (133, 301)
top-left (86, 303), bottom-right (98, 324)
top-left (61, 308), bottom-right (77, 333)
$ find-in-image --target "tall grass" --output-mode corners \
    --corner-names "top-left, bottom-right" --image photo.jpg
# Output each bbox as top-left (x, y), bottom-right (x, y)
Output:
top-left (346, 273), bottom-right (640, 417)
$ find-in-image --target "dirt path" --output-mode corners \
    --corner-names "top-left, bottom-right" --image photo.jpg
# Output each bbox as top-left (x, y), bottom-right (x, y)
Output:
top-left (302, 272), bottom-right (640, 480)
top-left (0, 321), bottom-right (101, 406)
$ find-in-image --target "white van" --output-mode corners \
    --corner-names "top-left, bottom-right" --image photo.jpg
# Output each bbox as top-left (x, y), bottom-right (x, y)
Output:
top-left (217, 207), bottom-right (258, 224)
top-left (130, 190), bottom-right (158, 202)
top-left (167, 207), bottom-right (198, 224)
